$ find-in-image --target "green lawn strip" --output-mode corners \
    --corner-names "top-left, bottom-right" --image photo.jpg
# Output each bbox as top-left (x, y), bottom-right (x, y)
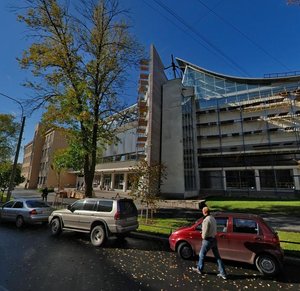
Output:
top-left (278, 231), bottom-right (300, 257)
top-left (205, 200), bottom-right (300, 216)
top-left (138, 218), bottom-right (190, 236)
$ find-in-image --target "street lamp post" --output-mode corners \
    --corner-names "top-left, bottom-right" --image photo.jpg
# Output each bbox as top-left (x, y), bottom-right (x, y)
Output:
top-left (0, 92), bottom-right (26, 202)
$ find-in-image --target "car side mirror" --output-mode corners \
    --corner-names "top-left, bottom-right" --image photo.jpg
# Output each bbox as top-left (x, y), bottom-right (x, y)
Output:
top-left (67, 205), bottom-right (73, 212)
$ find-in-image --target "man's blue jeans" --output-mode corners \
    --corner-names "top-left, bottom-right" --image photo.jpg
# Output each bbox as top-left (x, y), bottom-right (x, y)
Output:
top-left (197, 238), bottom-right (226, 276)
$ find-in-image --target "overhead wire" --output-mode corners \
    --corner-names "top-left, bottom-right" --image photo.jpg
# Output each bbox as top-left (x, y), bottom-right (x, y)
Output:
top-left (145, 0), bottom-right (250, 76)
top-left (195, 0), bottom-right (291, 71)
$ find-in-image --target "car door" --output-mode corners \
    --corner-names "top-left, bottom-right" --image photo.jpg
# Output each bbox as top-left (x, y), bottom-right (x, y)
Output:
top-left (11, 201), bottom-right (25, 221)
top-left (63, 200), bottom-right (85, 229)
top-left (214, 216), bottom-right (230, 257)
top-left (189, 216), bottom-right (229, 256)
top-left (225, 217), bottom-right (263, 264)
top-left (77, 200), bottom-right (97, 230)
top-left (1, 201), bottom-right (15, 221)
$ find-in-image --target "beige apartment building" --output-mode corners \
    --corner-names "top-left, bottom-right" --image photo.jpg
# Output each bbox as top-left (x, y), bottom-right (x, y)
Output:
top-left (21, 124), bottom-right (76, 189)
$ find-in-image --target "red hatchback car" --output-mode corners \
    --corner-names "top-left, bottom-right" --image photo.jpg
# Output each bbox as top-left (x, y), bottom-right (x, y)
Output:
top-left (169, 212), bottom-right (284, 276)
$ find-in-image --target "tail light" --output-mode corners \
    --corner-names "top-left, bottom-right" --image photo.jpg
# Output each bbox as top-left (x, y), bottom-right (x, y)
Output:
top-left (114, 211), bottom-right (120, 220)
top-left (29, 209), bottom-right (37, 215)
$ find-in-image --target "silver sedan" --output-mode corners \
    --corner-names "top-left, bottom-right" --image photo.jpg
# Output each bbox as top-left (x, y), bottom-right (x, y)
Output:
top-left (0, 198), bottom-right (54, 228)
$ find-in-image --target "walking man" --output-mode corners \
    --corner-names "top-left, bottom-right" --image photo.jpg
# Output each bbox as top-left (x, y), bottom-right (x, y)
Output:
top-left (192, 206), bottom-right (227, 280)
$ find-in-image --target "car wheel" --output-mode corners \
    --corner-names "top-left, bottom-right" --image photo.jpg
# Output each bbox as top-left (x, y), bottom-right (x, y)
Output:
top-left (177, 242), bottom-right (193, 260)
top-left (16, 216), bottom-right (24, 228)
top-left (51, 218), bottom-right (62, 236)
top-left (90, 225), bottom-right (106, 247)
top-left (255, 254), bottom-right (279, 276)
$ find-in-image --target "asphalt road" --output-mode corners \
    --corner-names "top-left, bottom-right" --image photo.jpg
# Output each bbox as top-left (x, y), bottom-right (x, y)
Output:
top-left (0, 223), bottom-right (300, 291)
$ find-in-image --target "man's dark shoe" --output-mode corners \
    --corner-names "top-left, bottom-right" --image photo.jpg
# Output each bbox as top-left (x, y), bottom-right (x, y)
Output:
top-left (217, 273), bottom-right (227, 280)
top-left (191, 267), bottom-right (202, 275)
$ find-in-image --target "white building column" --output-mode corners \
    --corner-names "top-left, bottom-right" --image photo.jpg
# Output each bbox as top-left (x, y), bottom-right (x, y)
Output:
top-left (293, 168), bottom-right (300, 190)
top-left (100, 174), bottom-right (104, 190)
top-left (111, 173), bottom-right (115, 190)
top-left (222, 170), bottom-right (227, 190)
top-left (255, 169), bottom-right (261, 191)
top-left (123, 172), bottom-right (128, 192)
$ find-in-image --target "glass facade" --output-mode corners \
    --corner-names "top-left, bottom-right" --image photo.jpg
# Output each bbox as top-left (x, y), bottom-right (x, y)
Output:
top-left (179, 59), bottom-right (300, 196)
top-left (182, 66), bottom-right (300, 109)
top-left (182, 96), bottom-right (197, 191)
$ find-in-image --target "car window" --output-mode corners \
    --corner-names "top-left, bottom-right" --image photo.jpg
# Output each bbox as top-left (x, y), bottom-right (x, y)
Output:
top-left (195, 217), bottom-right (228, 232)
top-left (2, 201), bottom-right (14, 208)
top-left (216, 217), bottom-right (228, 233)
top-left (71, 200), bottom-right (85, 211)
top-left (83, 201), bottom-right (97, 211)
top-left (97, 201), bottom-right (113, 212)
top-left (26, 200), bottom-right (50, 208)
top-left (233, 218), bottom-right (258, 234)
top-left (13, 201), bottom-right (23, 208)
top-left (119, 200), bottom-right (137, 216)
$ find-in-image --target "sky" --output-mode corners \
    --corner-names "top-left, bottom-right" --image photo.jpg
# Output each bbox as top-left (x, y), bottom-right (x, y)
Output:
top-left (1, 0), bottom-right (300, 162)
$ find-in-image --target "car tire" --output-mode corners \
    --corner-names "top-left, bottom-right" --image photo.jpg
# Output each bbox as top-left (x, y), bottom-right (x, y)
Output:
top-left (177, 242), bottom-right (193, 260)
top-left (90, 225), bottom-right (106, 247)
top-left (255, 254), bottom-right (279, 276)
top-left (50, 218), bottom-right (62, 236)
top-left (16, 216), bottom-right (24, 228)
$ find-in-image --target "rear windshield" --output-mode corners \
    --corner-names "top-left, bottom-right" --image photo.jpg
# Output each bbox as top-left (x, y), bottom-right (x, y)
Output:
top-left (119, 200), bottom-right (138, 216)
top-left (26, 200), bottom-right (50, 208)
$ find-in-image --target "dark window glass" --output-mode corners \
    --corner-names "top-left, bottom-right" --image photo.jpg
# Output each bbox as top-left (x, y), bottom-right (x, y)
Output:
top-left (226, 170), bottom-right (255, 189)
top-left (83, 201), bottom-right (96, 211)
top-left (216, 217), bottom-right (228, 233)
top-left (233, 218), bottom-right (258, 234)
top-left (71, 200), bottom-right (84, 211)
top-left (26, 200), bottom-right (50, 208)
top-left (13, 201), bottom-right (23, 208)
top-left (3, 201), bottom-right (15, 208)
top-left (119, 200), bottom-right (137, 216)
top-left (97, 201), bottom-right (113, 212)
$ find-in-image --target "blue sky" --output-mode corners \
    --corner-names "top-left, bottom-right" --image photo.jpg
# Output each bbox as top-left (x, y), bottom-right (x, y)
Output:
top-left (1, 0), bottom-right (300, 161)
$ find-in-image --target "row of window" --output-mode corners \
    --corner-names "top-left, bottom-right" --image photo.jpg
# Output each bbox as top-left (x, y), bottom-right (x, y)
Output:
top-left (200, 169), bottom-right (295, 190)
top-left (198, 217), bottom-right (259, 235)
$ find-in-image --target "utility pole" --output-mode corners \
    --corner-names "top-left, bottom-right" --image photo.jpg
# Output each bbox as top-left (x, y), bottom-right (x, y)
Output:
top-left (0, 92), bottom-right (26, 202)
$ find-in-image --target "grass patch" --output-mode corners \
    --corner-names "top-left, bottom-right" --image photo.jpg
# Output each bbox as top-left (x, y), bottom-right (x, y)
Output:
top-left (0, 192), bottom-right (8, 203)
top-left (278, 231), bottom-right (300, 256)
top-left (205, 198), bottom-right (300, 216)
top-left (138, 218), bottom-right (191, 236)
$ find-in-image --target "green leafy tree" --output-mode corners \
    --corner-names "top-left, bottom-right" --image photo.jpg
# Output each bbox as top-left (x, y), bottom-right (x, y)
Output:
top-left (0, 114), bottom-right (19, 162)
top-left (18, 0), bottom-right (144, 197)
top-left (51, 140), bottom-right (85, 189)
top-left (0, 162), bottom-right (25, 194)
top-left (129, 160), bottom-right (167, 222)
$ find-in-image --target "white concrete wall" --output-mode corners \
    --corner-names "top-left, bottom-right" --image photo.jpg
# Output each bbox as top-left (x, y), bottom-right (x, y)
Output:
top-left (103, 127), bottom-right (137, 157)
top-left (161, 79), bottom-right (185, 196)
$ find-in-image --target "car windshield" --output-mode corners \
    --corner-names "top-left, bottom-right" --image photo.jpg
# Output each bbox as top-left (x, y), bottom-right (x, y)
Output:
top-left (26, 200), bottom-right (50, 208)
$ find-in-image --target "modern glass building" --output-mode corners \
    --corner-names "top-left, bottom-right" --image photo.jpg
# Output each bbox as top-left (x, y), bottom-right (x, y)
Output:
top-left (24, 46), bottom-right (300, 198)
top-left (177, 59), bottom-right (300, 198)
